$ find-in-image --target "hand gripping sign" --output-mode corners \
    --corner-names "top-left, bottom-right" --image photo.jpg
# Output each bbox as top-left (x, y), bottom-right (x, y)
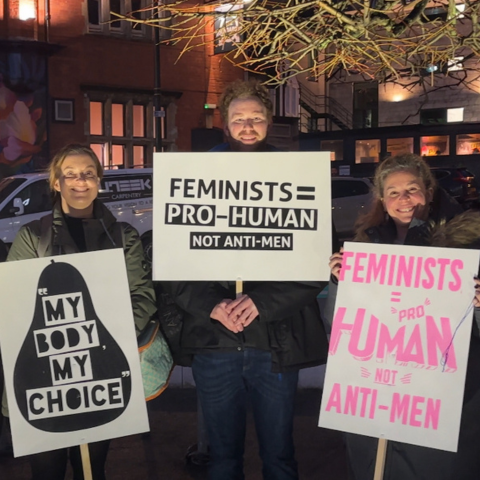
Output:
top-left (0, 250), bottom-right (148, 457)
top-left (319, 242), bottom-right (480, 454)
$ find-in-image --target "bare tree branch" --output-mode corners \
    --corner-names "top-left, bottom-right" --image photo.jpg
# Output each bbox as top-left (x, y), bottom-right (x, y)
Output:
top-left (112, 0), bottom-right (480, 89)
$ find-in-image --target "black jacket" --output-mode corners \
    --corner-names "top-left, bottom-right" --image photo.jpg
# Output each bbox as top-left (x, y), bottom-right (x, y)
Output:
top-left (325, 190), bottom-right (480, 480)
top-left (7, 200), bottom-right (156, 334)
top-left (166, 280), bottom-right (329, 372)
top-left (162, 142), bottom-right (333, 371)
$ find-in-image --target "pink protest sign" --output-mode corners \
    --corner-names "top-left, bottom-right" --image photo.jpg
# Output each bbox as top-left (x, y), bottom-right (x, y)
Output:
top-left (319, 241), bottom-right (480, 452)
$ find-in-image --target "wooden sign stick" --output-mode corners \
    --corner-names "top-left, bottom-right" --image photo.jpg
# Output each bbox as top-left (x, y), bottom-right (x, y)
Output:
top-left (236, 278), bottom-right (243, 298)
top-left (373, 438), bottom-right (388, 480)
top-left (80, 443), bottom-right (93, 480)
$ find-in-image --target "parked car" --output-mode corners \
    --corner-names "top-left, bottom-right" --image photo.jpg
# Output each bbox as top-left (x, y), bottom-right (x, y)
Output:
top-left (331, 176), bottom-right (373, 239)
top-left (0, 168), bottom-right (153, 257)
top-left (431, 167), bottom-right (480, 209)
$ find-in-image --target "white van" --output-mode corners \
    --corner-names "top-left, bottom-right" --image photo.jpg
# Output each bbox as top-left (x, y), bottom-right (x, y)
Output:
top-left (0, 168), bottom-right (153, 258)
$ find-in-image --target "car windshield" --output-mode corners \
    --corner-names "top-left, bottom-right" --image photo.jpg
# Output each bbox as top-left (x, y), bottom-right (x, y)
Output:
top-left (0, 178), bottom-right (26, 203)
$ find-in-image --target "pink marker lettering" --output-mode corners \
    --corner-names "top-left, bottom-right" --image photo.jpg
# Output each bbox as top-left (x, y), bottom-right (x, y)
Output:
top-left (390, 393), bottom-right (409, 425)
top-left (409, 395), bottom-right (424, 427)
top-left (339, 251), bottom-right (354, 282)
top-left (359, 388), bottom-right (372, 418)
top-left (396, 255), bottom-right (414, 287)
top-left (352, 252), bottom-right (367, 283)
top-left (366, 253), bottom-right (388, 284)
top-left (349, 309), bottom-right (379, 361)
top-left (436, 258), bottom-right (450, 290)
top-left (448, 259), bottom-right (463, 292)
top-left (376, 324), bottom-right (405, 362)
top-left (421, 257), bottom-right (436, 289)
top-left (369, 389), bottom-right (377, 419)
top-left (398, 324), bottom-right (425, 365)
top-left (414, 257), bottom-right (423, 288)
top-left (425, 398), bottom-right (441, 430)
top-left (344, 386), bottom-right (359, 416)
top-left (387, 255), bottom-right (397, 286)
top-left (426, 316), bottom-right (457, 371)
top-left (329, 307), bottom-right (353, 355)
top-left (325, 383), bottom-right (342, 413)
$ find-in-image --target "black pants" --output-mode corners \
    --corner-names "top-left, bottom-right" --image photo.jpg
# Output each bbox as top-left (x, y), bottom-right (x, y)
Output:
top-left (29, 440), bottom-right (110, 480)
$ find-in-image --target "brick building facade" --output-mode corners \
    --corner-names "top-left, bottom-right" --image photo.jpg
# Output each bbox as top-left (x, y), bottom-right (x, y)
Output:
top-left (0, 0), bottom-right (244, 175)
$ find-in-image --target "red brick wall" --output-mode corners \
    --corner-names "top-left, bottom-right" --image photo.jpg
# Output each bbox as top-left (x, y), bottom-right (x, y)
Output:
top-left (46, 0), bottom-right (243, 155)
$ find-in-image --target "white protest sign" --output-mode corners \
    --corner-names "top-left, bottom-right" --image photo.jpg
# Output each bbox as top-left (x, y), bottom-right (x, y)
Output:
top-left (152, 151), bottom-right (332, 281)
top-left (319, 242), bottom-right (480, 452)
top-left (0, 249), bottom-right (149, 457)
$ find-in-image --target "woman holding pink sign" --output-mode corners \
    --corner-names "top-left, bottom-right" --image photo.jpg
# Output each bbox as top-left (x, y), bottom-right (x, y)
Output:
top-left (327, 153), bottom-right (480, 480)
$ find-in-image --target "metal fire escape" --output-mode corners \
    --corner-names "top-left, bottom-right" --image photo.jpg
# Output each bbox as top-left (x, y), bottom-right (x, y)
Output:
top-left (299, 83), bottom-right (352, 132)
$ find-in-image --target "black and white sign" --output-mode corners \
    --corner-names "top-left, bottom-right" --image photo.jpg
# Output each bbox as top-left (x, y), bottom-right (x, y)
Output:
top-left (0, 250), bottom-right (149, 457)
top-left (153, 152), bottom-right (332, 281)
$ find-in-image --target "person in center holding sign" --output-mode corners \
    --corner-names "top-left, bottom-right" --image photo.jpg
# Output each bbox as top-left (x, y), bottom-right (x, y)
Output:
top-left (210, 79), bottom-right (277, 153)
top-left (5, 144), bottom-right (156, 480)
top-left (164, 80), bottom-right (330, 480)
top-left (327, 153), bottom-right (480, 480)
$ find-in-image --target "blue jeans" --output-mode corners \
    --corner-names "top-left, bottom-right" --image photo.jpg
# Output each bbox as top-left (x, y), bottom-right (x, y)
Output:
top-left (192, 348), bottom-right (299, 480)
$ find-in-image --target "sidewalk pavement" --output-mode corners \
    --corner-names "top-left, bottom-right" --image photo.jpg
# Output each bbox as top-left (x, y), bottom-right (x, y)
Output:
top-left (0, 388), bottom-right (348, 480)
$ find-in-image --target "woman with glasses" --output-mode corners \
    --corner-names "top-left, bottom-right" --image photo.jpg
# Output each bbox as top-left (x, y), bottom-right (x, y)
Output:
top-left (5, 144), bottom-right (156, 480)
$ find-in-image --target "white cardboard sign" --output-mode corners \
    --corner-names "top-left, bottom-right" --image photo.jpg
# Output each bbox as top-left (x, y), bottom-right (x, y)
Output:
top-left (152, 151), bottom-right (332, 281)
top-left (319, 242), bottom-right (480, 452)
top-left (0, 249), bottom-right (149, 457)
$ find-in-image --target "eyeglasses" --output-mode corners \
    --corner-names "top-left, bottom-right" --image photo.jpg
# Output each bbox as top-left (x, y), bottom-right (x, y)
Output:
top-left (63, 172), bottom-right (98, 182)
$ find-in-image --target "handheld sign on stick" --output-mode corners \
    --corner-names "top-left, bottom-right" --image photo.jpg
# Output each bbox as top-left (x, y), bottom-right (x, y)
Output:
top-left (0, 250), bottom-right (149, 458)
top-left (319, 242), bottom-right (480, 461)
top-left (153, 152), bottom-right (332, 282)
top-left (373, 438), bottom-right (388, 480)
top-left (80, 444), bottom-right (93, 480)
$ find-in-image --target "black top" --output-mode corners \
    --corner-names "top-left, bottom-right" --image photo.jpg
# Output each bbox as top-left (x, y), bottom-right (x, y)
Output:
top-left (64, 214), bottom-right (87, 253)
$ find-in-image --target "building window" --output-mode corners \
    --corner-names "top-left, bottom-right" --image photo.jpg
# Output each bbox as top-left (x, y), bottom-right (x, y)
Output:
top-left (88, 96), bottom-right (160, 169)
top-left (447, 108), bottom-right (464, 123)
top-left (87, 0), bottom-right (148, 38)
top-left (387, 138), bottom-right (414, 156)
top-left (320, 140), bottom-right (343, 161)
top-left (353, 82), bottom-right (378, 129)
top-left (355, 139), bottom-right (380, 164)
top-left (456, 134), bottom-right (480, 155)
top-left (448, 56), bottom-right (464, 72)
top-left (421, 135), bottom-right (449, 156)
top-left (420, 108), bottom-right (447, 125)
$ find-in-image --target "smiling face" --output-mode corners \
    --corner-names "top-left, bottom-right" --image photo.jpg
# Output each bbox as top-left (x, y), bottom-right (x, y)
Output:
top-left (382, 170), bottom-right (432, 230)
top-left (54, 154), bottom-right (100, 218)
top-left (225, 96), bottom-right (269, 151)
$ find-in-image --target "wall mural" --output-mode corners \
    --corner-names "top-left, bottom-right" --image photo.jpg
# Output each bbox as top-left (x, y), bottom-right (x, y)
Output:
top-left (0, 52), bottom-right (48, 178)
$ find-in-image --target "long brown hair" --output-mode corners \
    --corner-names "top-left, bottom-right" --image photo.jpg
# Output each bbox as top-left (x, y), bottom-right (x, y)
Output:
top-left (354, 154), bottom-right (437, 241)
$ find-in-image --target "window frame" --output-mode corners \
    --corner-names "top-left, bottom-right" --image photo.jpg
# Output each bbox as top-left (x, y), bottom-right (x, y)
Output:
top-left (87, 0), bottom-right (148, 39)
top-left (87, 94), bottom-right (159, 169)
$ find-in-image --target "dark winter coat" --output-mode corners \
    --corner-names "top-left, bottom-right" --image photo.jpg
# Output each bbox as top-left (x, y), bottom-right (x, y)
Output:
top-left (209, 142), bottom-right (279, 152)
top-left (166, 280), bottom-right (329, 372)
top-left (7, 199), bottom-right (156, 334)
top-left (325, 191), bottom-right (480, 480)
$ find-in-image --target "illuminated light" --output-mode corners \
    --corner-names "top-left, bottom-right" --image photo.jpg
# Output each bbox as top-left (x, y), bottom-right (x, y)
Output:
top-left (392, 95), bottom-right (404, 102)
top-left (426, 64), bottom-right (439, 73)
top-left (19, 1), bottom-right (36, 20)
top-left (448, 56), bottom-right (464, 72)
top-left (447, 108), bottom-right (464, 123)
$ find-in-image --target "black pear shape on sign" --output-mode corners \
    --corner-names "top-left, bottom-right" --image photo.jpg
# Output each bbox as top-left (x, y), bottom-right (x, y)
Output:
top-left (14, 260), bottom-right (132, 432)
